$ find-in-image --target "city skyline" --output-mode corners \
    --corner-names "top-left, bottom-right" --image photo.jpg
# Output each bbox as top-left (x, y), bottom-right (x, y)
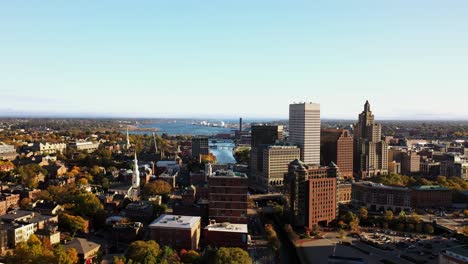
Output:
top-left (1, 1), bottom-right (468, 119)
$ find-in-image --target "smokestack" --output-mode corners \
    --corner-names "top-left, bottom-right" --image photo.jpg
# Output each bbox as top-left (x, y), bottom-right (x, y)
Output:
top-left (239, 117), bottom-right (243, 134)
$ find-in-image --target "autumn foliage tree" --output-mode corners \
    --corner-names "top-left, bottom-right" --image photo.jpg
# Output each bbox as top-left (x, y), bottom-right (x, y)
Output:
top-left (214, 247), bottom-right (252, 264)
top-left (143, 180), bottom-right (172, 197)
top-left (6, 234), bottom-right (78, 264)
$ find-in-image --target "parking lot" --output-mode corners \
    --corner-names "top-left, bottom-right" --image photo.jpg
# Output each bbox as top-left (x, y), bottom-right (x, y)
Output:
top-left (360, 228), bottom-right (462, 263)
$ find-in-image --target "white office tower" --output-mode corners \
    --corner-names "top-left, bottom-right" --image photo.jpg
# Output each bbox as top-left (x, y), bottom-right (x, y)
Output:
top-left (289, 102), bottom-right (321, 165)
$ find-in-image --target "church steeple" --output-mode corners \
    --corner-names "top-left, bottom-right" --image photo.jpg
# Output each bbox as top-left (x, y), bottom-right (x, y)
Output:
top-left (132, 152), bottom-right (140, 188)
top-left (126, 127), bottom-right (131, 150)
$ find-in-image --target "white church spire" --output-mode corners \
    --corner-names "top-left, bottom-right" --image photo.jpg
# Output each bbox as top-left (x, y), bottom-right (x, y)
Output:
top-left (126, 127), bottom-right (131, 150)
top-left (132, 152), bottom-right (140, 188)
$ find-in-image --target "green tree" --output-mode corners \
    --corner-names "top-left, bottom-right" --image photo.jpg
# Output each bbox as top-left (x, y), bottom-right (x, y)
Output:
top-left (233, 148), bottom-right (250, 164)
top-left (358, 207), bottom-right (368, 220)
top-left (143, 180), bottom-right (172, 197)
top-left (215, 247), bottom-right (252, 264)
top-left (72, 192), bottom-right (103, 217)
top-left (58, 213), bottom-right (86, 235)
top-left (16, 164), bottom-right (47, 189)
top-left (424, 223), bottom-right (434, 234)
top-left (384, 210), bottom-right (394, 222)
top-left (126, 240), bottom-right (160, 264)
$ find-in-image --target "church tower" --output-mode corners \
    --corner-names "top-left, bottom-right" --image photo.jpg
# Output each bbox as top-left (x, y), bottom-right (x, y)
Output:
top-left (132, 152), bottom-right (140, 189)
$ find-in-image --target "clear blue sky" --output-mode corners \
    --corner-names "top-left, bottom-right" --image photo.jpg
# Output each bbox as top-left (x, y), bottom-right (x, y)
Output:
top-left (1, 1), bottom-right (467, 120)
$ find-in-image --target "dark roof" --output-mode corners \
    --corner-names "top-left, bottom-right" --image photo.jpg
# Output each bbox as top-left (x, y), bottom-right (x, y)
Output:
top-left (65, 238), bottom-right (100, 255)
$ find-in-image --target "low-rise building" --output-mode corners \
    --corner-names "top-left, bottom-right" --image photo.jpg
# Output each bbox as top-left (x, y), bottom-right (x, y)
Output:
top-left (439, 246), bottom-right (468, 264)
top-left (30, 142), bottom-right (66, 154)
top-left (149, 214), bottom-right (201, 250)
top-left (204, 221), bottom-right (249, 249)
top-left (35, 229), bottom-right (60, 245)
top-left (337, 183), bottom-right (352, 204)
top-left (68, 141), bottom-right (100, 153)
top-left (411, 185), bottom-right (452, 208)
top-left (0, 143), bottom-right (17, 161)
top-left (208, 170), bottom-right (248, 224)
top-left (64, 238), bottom-right (101, 264)
top-left (352, 181), bottom-right (411, 212)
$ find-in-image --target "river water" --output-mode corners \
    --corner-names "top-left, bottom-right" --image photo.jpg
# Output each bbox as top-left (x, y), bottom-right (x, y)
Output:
top-left (137, 122), bottom-right (236, 164)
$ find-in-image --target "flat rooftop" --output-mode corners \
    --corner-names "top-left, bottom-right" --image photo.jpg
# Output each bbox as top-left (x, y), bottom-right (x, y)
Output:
top-left (353, 181), bottom-right (410, 191)
top-left (205, 223), bottom-right (248, 234)
top-left (211, 170), bottom-right (247, 178)
top-left (149, 214), bottom-right (200, 230)
top-left (412, 185), bottom-right (451, 191)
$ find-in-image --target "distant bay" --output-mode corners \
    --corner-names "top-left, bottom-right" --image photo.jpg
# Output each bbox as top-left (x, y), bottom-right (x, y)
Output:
top-left (136, 121), bottom-right (232, 136)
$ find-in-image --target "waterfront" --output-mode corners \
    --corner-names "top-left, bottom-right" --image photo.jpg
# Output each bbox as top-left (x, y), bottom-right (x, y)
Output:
top-left (139, 121), bottom-right (232, 136)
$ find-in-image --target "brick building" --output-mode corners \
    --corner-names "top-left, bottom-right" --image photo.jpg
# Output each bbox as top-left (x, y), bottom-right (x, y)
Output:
top-left (352, 181), bottom-right (411, 212)
top-left (149, 214), bottom-right (201, 250)
top-left (285, 159), bottom-right (338, 229)
top-left (208, 170), bottom-right (248, 224)
top-left (321, 129), bottom-right (354, 179)
top-left (204, 221), bottom-right (249, 250)
top-left (411, 185), bottom-right (452, 208)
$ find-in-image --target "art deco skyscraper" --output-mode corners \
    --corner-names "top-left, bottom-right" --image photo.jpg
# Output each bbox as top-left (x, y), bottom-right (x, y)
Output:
top-left (289, 103), bottom-right (321, 165)
top-left (354, 101), bottom-right (388, 178)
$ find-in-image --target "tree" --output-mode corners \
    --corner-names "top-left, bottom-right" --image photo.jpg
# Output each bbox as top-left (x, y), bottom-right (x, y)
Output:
top-left (349, 218), bottom-right (360, 231)
top-left (358, 207), bottom-right (368, 220)
top-left (384, 210), bottom-right (394, 222)
top-left (20, 197), bottom-right (33, 210)
top-left (72, 192), bottom-right (103, 217)
top-left (126, 240), bottom-right (160, 264)
top-left (233, 148), bottom-right (250, 164)
top-left (215, 247), bottom-right (252, 264)
top-left (59, 213), bottom-right (86, 235)
top-left (264, 224), bottom-right (281, 252)
top-left (143, 180), bottom-right (172, 197)
top-left (415, 222), bottom-right (423, 233)
top-left (180, 250), bottom-right (200, 263)
top-left (16, 164), bottom-right (47, 189)
top-left (53, 246), bottom-right (79, 264)
top-left (338, 228), bottom-right (347, 239)
top-left (424, 223), bottom-right (434, 234)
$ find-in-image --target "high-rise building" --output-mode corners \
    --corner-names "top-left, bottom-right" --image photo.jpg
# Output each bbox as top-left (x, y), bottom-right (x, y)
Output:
top-left (250, 124), bottom-right (286, 191)
top-left (401, 151), bottom-right (421, 175)
top-left (208, 170), bottom-right (248, 224)
top-left (251, 125), bottom-right (284, 147)
top-left (191, 137), bottom-right (209, 159)
top-left (354, 101), bottom-right (388, 178)
top-left (251, 145), bottom-right (300, 192)
top-left (285, 159), bottom-right (338, 229)
top-left (289, 102), bottom-right (321, 165)
top-left (321, 129), bottom-right (354, 179)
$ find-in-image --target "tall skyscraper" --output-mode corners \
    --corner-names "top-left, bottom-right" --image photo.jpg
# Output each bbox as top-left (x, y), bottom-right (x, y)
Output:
top-left (250, 124), bottom-right (287, 191)
top-left (354, 101), bottom-right (388, 178)
top-left (321, 129), bottom-right (354, 179)
top-left (289, 103), bottom-right (321, 165)
top-left (251, 124), bottom-right (284, 147)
